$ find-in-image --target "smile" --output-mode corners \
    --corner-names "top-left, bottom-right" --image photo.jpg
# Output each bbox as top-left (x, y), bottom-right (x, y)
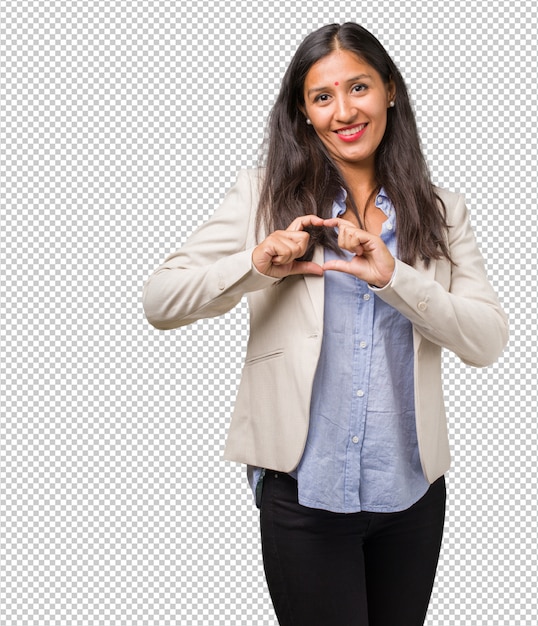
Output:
top-left (334, 123), bottom-right (368, 142)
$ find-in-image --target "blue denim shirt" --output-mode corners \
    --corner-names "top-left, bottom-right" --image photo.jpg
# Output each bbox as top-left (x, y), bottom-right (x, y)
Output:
top-left (249, 189), bottom-right (429, 513)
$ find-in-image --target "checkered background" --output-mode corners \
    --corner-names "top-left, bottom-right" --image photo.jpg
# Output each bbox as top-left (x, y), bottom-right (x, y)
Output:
top-left (1, 0), bottom-right (536, 624)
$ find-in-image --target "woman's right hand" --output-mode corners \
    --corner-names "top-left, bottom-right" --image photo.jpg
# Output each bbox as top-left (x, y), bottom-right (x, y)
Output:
top-left (252, 214), bottom-right (325, 278)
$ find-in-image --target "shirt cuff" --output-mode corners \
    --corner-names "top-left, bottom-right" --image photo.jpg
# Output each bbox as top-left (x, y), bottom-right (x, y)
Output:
top-left (368, 263), bottom-right (398, 291)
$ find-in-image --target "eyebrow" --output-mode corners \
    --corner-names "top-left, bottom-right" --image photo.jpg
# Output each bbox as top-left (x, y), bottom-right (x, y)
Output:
top-left (307, 74), bottom-right (373, 98)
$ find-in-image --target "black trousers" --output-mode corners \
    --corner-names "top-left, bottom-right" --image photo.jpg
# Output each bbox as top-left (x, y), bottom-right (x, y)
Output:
top-left (260, 471), bottom-right (446, 626)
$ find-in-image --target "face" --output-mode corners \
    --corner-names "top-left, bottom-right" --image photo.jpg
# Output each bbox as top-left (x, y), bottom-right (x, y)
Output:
top-left (302, 49), bottom-right (395, 173)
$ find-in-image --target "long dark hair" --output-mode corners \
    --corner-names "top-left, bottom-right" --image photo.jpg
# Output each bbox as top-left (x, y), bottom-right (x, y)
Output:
top-left (257, 22), bottom-right (452, 266)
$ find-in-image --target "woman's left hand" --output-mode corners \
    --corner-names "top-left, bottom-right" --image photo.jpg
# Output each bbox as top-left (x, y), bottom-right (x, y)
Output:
top-left (322, 217), bottom-right (396, 288)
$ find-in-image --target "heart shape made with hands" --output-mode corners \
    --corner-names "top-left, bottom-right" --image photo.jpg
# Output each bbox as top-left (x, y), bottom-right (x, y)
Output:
top-left (253, 213), bottom-right (394, 286)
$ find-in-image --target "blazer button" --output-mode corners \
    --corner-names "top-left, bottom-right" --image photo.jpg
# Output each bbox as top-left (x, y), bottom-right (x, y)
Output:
top-left (417, 301), bottom-right (428, 312)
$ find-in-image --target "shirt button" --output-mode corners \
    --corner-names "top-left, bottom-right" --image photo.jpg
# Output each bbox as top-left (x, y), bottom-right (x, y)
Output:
top-left (352, 436), bottom-right (359, 444)
top-left (376, 195), bottom-right (383, 204)
top-left (359, 341), bottom-right (367, 349)
top-left (386, 222), bottom-right (393, 230)
top-left (417, 301), bottom-right (428, 312)
top-left (356, 389), bottom-right (364, 397)
top-left (362, 293), bottom-right (371, 301)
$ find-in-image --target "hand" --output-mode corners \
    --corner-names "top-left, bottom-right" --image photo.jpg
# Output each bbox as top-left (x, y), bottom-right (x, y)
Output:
top-left (252, 215), bottom-right (325, 278)
top-left (321, 217), bottom-right (395, 287)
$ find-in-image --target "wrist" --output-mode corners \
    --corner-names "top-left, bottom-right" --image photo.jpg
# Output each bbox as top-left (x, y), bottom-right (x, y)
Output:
top-left (369, 263), bottom-right (397, 290)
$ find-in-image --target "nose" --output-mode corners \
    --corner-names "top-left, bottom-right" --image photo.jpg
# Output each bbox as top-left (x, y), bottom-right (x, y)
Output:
top-left (335, 94), bottom-right (356, 123)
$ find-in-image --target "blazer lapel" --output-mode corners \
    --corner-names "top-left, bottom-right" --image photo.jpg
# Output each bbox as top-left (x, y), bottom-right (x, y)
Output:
top-left (303, 245), bottom-right (325, 328)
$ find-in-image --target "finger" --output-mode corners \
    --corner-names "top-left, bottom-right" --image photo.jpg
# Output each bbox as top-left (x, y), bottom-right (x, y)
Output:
top-left (272, 230), bottom-right (310, 249)
top-left (322, 217), bottom-right (360, 230)
top-left (270, 235), bottom-right (310, 264)
top-left (336, 226), bottom-right (365, 253)
top-left (344, 229), bottom-right (366, 249)
top-left (265, 230), bottom-right (308, 253)
top-left (286, 214), bottom-right (325, 232)
top-left (322, 259), bottom-right (359, 275)
top-left (287, 261), bottom-right (324, 276)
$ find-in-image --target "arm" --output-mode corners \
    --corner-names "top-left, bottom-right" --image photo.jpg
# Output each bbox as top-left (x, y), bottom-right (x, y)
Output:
top-left (322, 193), bottom-right (508, 367)
top-left (142, 170), bottom-right (325, 330)
top-left (142, 170), bottom-right (278, 330)
top-left (372, 193), bottom-right (508, 367)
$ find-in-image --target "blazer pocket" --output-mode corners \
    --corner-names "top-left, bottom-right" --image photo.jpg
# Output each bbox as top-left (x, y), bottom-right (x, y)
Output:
top-left (245, 349), bottom-right (284, 366)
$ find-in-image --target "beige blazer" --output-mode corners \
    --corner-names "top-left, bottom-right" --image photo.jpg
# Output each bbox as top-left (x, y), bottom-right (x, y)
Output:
top-left (143, 169), bottom-right (508, 484)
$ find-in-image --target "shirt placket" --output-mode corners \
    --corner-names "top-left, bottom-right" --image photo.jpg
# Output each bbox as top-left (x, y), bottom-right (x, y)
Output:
top-left (344, 279), bottom-right (375, 509)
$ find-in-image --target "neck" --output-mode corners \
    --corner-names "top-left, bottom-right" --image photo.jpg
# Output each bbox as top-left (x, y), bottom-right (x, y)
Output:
top-left (337, 159), bottom-right (378, 207)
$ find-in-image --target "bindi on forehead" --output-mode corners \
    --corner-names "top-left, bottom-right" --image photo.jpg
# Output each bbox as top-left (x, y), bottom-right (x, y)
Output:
top-left (334, 81), bottom-right (339, 86)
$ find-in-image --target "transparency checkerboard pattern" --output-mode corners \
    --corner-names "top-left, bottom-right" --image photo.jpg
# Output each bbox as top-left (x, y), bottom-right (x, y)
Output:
top-left (1, 0), bottom-right (536, 624)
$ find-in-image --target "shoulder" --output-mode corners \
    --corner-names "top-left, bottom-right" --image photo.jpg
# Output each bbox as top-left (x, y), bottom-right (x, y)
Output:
top-left (234, 168), bottom-right (265, 200)
top-left (237, 167), bottom-right (265, 183)
top-left (433, 186), bottom-right (463, 208)
top-left (433, 186), bottom-right (468, 227)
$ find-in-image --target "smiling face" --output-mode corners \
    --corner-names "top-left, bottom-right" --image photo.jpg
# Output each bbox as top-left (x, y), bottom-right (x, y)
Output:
top-left (302, 49), bottom-right (395, 177)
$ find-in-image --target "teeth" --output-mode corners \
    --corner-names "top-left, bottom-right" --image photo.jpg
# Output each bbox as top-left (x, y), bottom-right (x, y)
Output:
top-left (337, 124), bottom-right (366, 136)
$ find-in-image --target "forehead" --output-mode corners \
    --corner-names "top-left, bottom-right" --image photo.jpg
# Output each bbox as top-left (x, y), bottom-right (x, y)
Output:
top-left (304, 49), bottom-right (381, 86)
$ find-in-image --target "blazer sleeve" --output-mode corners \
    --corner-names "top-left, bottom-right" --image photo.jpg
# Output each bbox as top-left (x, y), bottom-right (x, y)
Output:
top-left (373, 192), bottom-right (508, 367)
top-left (142, 170), bottom-right (278, 330)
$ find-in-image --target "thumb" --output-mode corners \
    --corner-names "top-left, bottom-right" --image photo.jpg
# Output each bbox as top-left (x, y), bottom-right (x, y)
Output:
top-left (321, 259), bottom-right (355, 273)
top-left (287, 261), bottom-right (324, 276)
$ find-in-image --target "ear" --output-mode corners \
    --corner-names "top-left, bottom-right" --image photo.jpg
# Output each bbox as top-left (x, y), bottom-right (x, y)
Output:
top-left (387, 78), bottom-right (396, 105)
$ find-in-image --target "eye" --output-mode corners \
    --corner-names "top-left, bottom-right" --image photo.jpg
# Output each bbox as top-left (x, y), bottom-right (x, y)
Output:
top-left (313, 93), bottom-right (331, 103)
top-left (352, 83), bottom-right (367, 93)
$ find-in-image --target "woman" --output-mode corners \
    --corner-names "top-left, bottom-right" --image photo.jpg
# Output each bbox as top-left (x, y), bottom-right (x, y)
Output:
top-left (143, 23), bottom-right (508, 626)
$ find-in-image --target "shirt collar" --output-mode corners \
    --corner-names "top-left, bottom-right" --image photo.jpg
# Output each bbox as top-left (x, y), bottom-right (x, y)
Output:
top-left (333, 188), bottom-right (347, 217)
top-left (332, 186), bottom-right (391, 219)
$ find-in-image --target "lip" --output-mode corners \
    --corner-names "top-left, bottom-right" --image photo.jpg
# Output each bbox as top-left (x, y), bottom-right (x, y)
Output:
top-left (334, 123), bottom-right (368, 143)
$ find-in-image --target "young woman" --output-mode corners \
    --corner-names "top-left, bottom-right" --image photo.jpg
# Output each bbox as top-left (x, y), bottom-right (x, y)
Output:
top-left (143, 22), bottom-right (508, 626)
